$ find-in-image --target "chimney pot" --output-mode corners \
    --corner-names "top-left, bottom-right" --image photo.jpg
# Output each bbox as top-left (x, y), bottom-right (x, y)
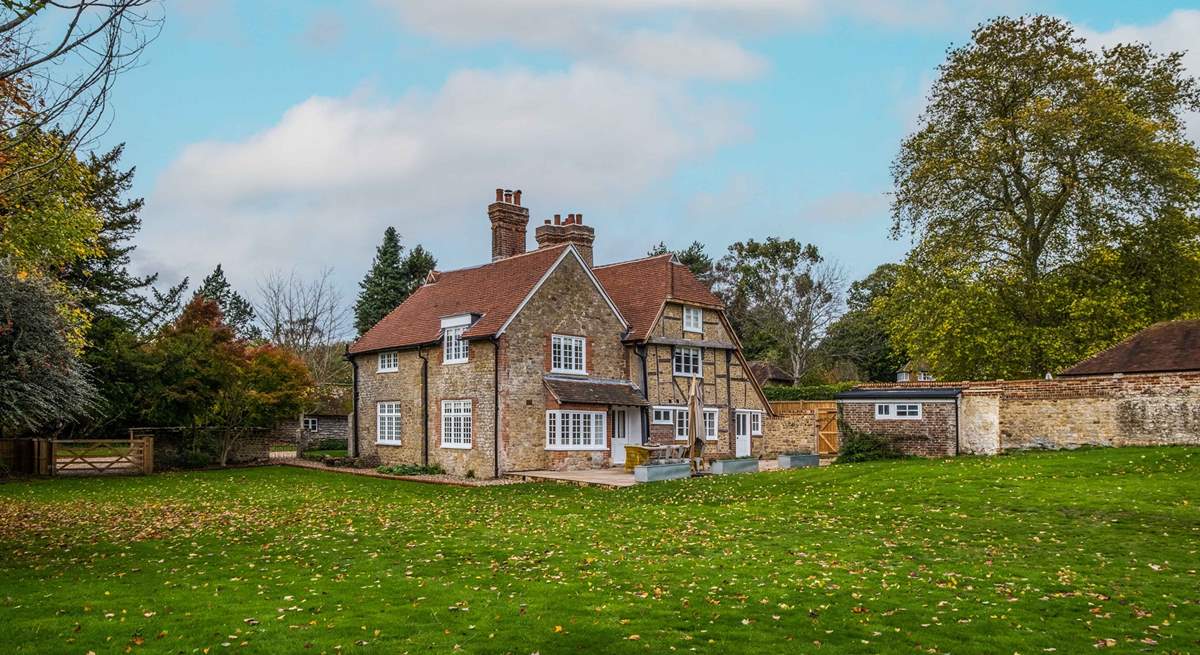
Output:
top-left (544, 219), bottom-right (551, 224)
top-left (503, 189), bottom-right (513, 203)
top-left (576, 213), bottom-right (583, 224)
top-left (554, 214), bottom-right (561, 225)
top-left (513, 190), bottom-right (522, 205)
top-left (495, 188), bottom-right (503, 202)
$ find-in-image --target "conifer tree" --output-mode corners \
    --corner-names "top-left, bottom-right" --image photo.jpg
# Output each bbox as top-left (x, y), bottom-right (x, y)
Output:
top-left (195, 264), bottom-right (261, 340)
top-left (354, 228), bottom-right (437, 335)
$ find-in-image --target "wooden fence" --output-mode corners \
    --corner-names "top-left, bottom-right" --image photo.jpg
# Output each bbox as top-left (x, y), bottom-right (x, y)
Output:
top-left (0, 438), bottom-right (153, 476)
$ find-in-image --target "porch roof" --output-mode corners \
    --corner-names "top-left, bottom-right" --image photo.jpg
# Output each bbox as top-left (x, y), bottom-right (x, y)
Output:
top-left (544, 376), bottom-right (649, 407)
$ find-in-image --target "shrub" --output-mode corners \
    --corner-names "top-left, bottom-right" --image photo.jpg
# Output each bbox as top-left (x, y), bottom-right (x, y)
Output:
top-left (836, 428), bottom-right (902, 464)
top-left (305, 437), bottom-right (345, 452)
top-left (376, 463), bottom-right (445, 476)
top-left (763, 382), bottom-right (858, 401)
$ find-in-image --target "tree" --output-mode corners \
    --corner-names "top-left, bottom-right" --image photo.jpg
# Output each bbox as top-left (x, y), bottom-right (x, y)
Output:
top-left (195, 264), bottom-right (261, 341)
top-left (354, 227), bottom-right (436, 335)
top-left (648, 241), bottom-right (715, 286)
top-left (1, 1), bottom-right (161, 193)
top-left (0, 260), bottom-right (96, 435)
top-left (890, 15), bottom-right (1200, 378)
top-left (821, 264), bottom-right (907, 382)
top-left (715, 238), bottom-right (845, 381)
top-left (210, 344), bottom-right (310, 466)
top-left (257, 268), bottom-right (351, 386)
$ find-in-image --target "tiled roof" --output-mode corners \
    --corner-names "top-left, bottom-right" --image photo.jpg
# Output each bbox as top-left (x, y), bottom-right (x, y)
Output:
top-left (748, 360), bottom-right (794, 385)
top-left (1060, 320), bottom-right (1200, 376)
top-left (348, 245), bottom-right (570, 354)
top-left (593, 255), bottom-right (723, 342)
top-left (543, 376), bottom-right (649, 406)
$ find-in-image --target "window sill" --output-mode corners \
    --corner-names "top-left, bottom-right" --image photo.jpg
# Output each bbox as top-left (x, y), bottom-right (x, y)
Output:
top-left (377, 439), bottom-right (402, 446)
top-left (875, 417), bottom-right (922, 421)
top-left (442, 359), bottom-right (469, 366)
top-left (440, 442), bottom-right (472, 449)
top-left (672, 372), bottom-right (702, 378)
top-left (549, 368), bottom-right (587, 376)
top-left (544, 445), bottom-right (607, 451)
top-left (378, 368), bottom-right (398, 374)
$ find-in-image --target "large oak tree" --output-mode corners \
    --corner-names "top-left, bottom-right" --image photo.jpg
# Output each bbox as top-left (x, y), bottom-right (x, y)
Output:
top-left (888, 15), bottom-right (1200, 379)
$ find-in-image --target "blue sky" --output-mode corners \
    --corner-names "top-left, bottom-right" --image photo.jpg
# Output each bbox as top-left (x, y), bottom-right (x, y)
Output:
top-left (95, 1), bottom-right (1200, 301)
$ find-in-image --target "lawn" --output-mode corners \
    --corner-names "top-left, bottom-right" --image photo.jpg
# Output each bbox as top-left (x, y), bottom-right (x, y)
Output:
top-left (0, 449), bottom-right (1197, 654)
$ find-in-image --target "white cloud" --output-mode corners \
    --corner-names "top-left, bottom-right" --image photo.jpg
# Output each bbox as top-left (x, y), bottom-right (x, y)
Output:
top-left (1078, 9), bottom-right (1200, 141)
top-left (298, 11), bottom-right (346, 51)
top-left (137, 66), bottom-right (748, 294)
top-left (373, 0), bottom-right (1011, 81)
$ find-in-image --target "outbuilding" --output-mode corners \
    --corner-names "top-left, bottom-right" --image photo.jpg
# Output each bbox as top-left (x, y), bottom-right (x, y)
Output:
top-left (835, 387), bottom-right (964, 457)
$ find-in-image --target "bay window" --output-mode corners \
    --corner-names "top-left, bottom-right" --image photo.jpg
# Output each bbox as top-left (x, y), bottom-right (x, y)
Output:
top-left (545, 410), bottom-right (607, 450)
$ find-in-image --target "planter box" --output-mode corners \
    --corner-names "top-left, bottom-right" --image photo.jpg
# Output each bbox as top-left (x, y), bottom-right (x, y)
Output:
top-left (633, 462), bottom-right (692, 483)
top-left (777, 453), bottom-right (820, 469)
top-left (711, 458), bottom-right (759, 475)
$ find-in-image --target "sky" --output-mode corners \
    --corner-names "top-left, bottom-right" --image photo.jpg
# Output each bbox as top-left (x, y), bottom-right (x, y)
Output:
top-left (90, 0), bottom-right (1200, 304)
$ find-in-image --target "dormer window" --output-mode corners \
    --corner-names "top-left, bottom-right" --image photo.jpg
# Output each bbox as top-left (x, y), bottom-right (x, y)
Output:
top-left (441, 314), bottom-right (474, 364)
top-left (443, 326), bottom-right (468, 363)
top-left (683, 306), bottom-right (703, 334)
top-left (551, 334), bottom-right (586, 374)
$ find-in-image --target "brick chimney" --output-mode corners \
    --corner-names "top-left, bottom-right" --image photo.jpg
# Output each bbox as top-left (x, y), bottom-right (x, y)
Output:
top-left (535, 212), bottom-right (595, 267)
top-left (489, 188), bottom-right (529, 261)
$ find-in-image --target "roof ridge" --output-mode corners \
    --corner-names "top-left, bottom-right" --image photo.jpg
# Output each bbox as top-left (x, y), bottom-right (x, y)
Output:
top-left (432, 243), bottom-right (569, 277)
top-left (592, 253), bottom-right (673, 269)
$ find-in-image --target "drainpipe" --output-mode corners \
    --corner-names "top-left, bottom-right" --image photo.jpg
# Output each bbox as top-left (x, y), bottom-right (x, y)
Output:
top-left (636, 343), bottom-right (650, 444)
top-left (417, 346), bottom-right (429, 467)
top-left (347, 347), bottom-right (360, 458)
top-left (493, 338), bottom-right (501, 478)
top-left (725, 350), bottom-right (733, 451)
top-left (954, 393), bottom-right (961, 456)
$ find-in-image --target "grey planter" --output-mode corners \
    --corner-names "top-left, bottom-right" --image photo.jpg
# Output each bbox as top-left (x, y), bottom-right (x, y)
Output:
top-left (634, 462), bottom-right (692, 483)
top-left (777, 453), bottom-right (820, 469)
top-left (710, 458), bottom-right (759, 475)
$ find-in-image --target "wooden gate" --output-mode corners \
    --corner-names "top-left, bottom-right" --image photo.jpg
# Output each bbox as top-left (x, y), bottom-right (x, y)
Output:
top-left (51, 438), bottom-right (153, 476)
top-left (816, 409), bottom-right (839, 455)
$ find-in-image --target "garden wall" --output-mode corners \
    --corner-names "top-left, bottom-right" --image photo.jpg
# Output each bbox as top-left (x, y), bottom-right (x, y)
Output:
top-left (856, 372), bottom-right (1200, 454)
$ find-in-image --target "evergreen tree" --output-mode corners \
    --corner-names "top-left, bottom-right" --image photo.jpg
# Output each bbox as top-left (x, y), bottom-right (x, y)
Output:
top-left (195, 264), bottom-right (261, 340)
top-left (355, 228), bottom-right (437, 335)
top-left (649, 241), bottom-right (715, 285)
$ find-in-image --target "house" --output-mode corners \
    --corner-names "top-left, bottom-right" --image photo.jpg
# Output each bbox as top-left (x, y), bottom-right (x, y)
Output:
top-left (345, 188), bottom-right (771, 478)
top-left (895, 360), bottom-right (934, 382)
top-left (748, 360), bottom-right (795, 387)
top-left (835, 320), bottom-right (1200, 457)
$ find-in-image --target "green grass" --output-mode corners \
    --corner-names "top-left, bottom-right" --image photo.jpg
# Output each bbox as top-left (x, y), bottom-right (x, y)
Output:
top-left (0, 448), bottom-right (1197, 654)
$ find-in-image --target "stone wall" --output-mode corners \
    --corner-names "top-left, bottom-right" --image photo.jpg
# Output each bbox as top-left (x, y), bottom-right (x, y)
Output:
top-left (498, 253), bottom-right (628, 472)
top-left (853, 372), bottom-right (1200, 454)
top-left (762, 410), bottom-right (818, 456)
top-left (354, 338), bottom-right (497, 478)
top-left (838, 400), bottom-right (958, 457)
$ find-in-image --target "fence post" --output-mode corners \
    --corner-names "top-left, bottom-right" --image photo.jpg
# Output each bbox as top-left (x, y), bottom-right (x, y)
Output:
top-left (142, 437), bottom-right (154, 475)
top-left (35, 439), bottom-right (52, 476)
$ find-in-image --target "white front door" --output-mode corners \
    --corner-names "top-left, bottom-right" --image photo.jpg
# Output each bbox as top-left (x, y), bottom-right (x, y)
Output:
top-left (611, 409), bottom-right (628, 465)
top-left (735, 411), bottom-right (751, 457)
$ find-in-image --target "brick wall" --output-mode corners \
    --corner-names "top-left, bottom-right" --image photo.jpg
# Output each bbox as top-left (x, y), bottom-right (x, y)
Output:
top-left (838, 400), bottom-right (958, 457)
top-left (854, 372), bottom-right (1200, 453)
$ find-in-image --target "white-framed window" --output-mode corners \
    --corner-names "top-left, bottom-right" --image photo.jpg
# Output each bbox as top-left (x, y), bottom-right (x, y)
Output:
top-left (673, 346), bottom-right (702, 377)
top-left (652, 406), bottom-right (676, 425)
top-left (875, 403), bottom-right (922, 420)
top-left (703, 408), bottom-right (719, 441)
top-left (735, 410), bottom-right (763, 437)
top-left (378, 351), bottom-right (398, 372)
top-left (441, 400), bottom-right (472, 448)
top-left (545, 410), bottom-right (607, 450)
top-left (682, 306), bottom-right (703, 334)
top-left (674, 408), bottom-right (690, 440)
top-left (443, 326), bottom-right (469, 364)
top-left (551, 334), bottom-right (586, 374)
top-left (917, 371), bottom-right (935, 382)
top-left (303, 417), bottom-right (318, 432)
top-left (377, 402), bottom-right (401, 444)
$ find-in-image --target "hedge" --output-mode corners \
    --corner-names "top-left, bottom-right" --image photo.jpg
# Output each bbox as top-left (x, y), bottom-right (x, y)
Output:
top-left (762, 382), bottom-right (858, 401)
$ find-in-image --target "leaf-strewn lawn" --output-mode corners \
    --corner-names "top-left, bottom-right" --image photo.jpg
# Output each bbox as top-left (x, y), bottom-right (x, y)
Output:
top-left (1, 448), bottom-right (1197, 654)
